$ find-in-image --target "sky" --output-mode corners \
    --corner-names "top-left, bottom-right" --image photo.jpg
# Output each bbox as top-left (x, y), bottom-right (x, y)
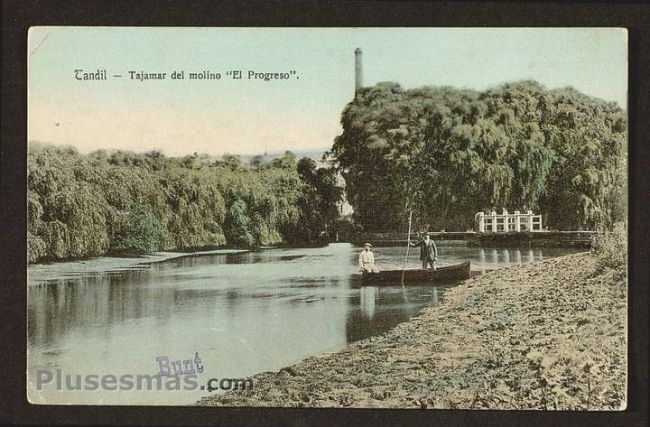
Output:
top-left (28, 27), bottom-right (627, 156)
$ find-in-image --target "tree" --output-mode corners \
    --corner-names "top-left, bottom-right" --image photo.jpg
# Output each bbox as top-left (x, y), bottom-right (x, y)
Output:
top-left (224, 199), bottom-right (256, 248)
top-left (27, 143), bottom-right (310, 262)
top-left (282, 157), bottom-right (343, 244)
top-left (112, 203), bottom-right (165, 254)
top-left (331, 80), bottom-right (626, 232)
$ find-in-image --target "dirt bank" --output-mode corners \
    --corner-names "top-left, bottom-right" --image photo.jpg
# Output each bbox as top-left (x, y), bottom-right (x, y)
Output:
top-left (198, 252), bottom-right (627, 410)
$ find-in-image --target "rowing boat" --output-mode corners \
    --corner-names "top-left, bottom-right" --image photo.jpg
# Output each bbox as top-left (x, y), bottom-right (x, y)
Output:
top-left (360, 260), bottom-right (471, 286)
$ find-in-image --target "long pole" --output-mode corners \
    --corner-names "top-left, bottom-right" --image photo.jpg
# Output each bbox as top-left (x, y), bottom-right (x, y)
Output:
top-left (401, 209), bottom-right (413, 285)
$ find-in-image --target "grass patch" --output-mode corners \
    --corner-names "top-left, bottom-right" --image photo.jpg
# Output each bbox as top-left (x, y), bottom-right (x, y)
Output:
top-left (591, 222), bottom-right (627, 272)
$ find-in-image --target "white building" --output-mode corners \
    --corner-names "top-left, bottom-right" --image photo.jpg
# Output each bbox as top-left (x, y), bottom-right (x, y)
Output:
top-left (475, 209), bottom-right (543, 233)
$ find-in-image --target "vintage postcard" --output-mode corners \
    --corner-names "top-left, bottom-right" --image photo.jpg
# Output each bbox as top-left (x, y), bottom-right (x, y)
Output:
top-left (27, 27), bottom-right (627, 409)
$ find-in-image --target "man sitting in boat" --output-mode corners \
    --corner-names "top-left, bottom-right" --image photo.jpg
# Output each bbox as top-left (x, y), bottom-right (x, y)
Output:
top-left (358, 243), bottom-right (380, 273)
top-left (410, 232), bottom-right (438, 270)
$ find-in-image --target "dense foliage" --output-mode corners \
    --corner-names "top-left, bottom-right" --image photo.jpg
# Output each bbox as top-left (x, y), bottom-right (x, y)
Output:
top-left (592, 222), bottom-right (627, 273)
top-left (28, 145), bottom-right (340, 262)
top-left (279, 158), bottom-right (344, 244)
top-left (330, 80), bottom-right (627, 232)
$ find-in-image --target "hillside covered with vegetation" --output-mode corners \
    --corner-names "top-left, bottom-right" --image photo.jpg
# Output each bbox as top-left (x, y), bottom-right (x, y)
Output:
top-left (27, 146), bottom-right (341, 263)
top-left (330, 80), bottom-right (627, 232)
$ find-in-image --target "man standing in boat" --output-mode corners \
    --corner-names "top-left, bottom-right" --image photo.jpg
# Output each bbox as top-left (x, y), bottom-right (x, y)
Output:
top-left (358, 243), bottom-right (380, 273)
top-left (411, 232), bottom-right (438, 270)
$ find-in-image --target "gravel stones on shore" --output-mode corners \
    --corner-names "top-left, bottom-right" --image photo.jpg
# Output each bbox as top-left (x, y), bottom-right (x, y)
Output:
top-left (197, 252), bottom-right (627, 410)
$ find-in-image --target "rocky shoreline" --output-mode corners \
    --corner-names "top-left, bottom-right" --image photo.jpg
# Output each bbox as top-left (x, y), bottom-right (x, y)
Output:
top-left (198, 252), bottom-right (627, 410)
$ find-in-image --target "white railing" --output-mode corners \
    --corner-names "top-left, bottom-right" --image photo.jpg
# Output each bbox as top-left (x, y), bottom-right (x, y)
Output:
top-left (475, 209), bottom-right (543, 233)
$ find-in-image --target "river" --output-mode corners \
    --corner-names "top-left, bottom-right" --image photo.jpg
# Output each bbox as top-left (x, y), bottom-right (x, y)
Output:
top-left (27, 242), bottom-right (582, 405)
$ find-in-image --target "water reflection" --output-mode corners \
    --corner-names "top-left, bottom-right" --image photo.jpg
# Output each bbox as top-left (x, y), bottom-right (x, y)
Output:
top-left (27, 242), bottom-right (581, 405)
top-left (360, 286), bottom-right (377, 319)
top-left (344, 283), bottom-right (451, 343)
top-left (474, 247), bottom-right (549, 274)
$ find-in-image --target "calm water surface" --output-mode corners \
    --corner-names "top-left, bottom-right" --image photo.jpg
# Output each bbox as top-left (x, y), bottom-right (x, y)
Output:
top-left (27, 242), bottom-right (582, 405)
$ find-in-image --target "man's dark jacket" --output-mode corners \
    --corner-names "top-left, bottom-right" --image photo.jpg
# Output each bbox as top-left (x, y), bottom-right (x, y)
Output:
top-left (413, 239), bottom-right (438, 261)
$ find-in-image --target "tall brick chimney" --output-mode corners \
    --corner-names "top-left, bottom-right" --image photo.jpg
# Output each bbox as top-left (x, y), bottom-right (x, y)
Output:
top-left (354, 48), bottom-right (363, 96)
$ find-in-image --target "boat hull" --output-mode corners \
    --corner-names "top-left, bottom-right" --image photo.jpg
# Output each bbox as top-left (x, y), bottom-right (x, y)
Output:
top-left (360, 261), bottom-right (471, 286)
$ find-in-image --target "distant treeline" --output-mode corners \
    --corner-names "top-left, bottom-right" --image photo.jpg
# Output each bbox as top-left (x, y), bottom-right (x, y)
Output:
top-left (331, 80), bottom-right (627, 232)
top-left (28, 146), bottom-right (342, 263)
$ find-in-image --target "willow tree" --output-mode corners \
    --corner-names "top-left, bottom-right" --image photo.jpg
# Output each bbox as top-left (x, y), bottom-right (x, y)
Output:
top-left (331, 80), bottom-right (626, 232)
top-left (27, 145), bottom-right (332, 262)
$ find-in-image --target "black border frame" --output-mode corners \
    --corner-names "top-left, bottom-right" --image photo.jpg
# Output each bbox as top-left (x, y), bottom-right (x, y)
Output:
top-left (1, 1), bottom-right (648, 426)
